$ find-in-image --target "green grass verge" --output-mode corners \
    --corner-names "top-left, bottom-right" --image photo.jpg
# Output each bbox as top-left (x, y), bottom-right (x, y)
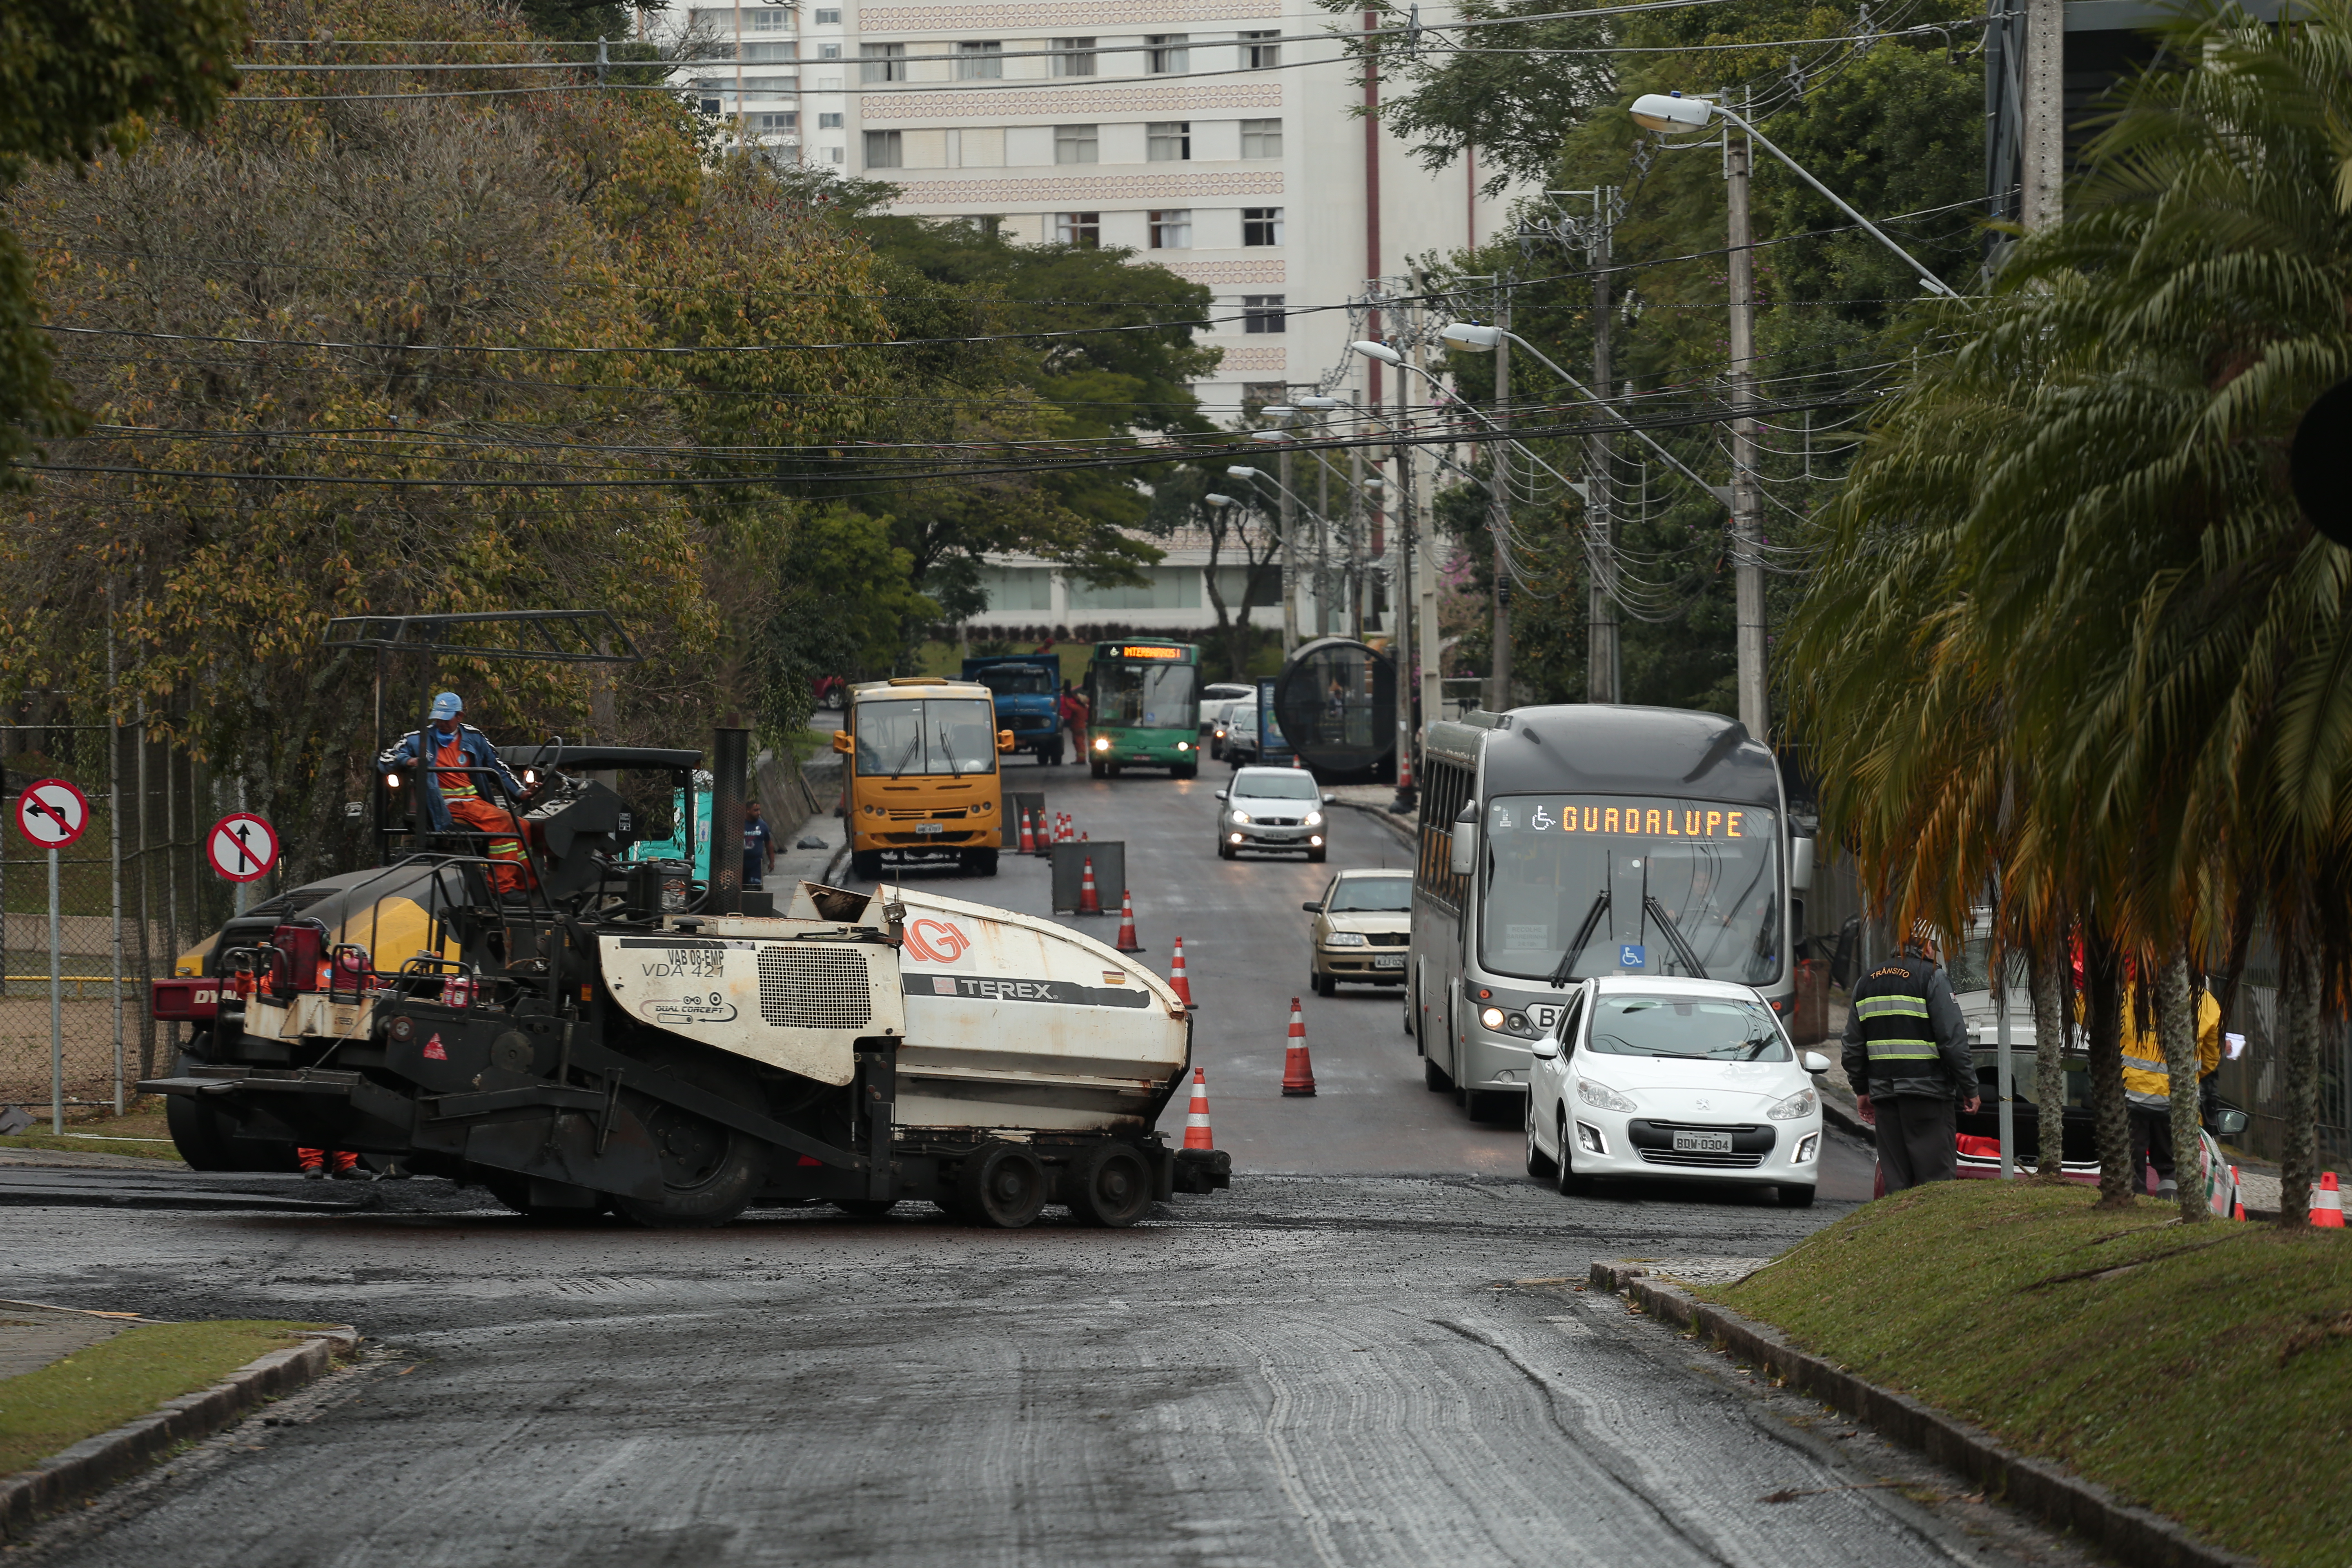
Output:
top-left (0, 1320), bottom-right (330, 1476)
top-left (1707, 1181), bottom-right (2350, 1567)
top-left (0, 1104), bottom-right (183, 1161)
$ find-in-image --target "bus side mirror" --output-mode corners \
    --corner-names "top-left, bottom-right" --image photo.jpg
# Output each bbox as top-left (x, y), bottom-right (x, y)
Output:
top-left (997, 729), bottom-right (1016, 753)
top-left (1790, 835), bottom-right (1815, 892)
top-left (832, 731), bottom-right (853, 755)
top-left (1449, 801), bottom-right (1478, 878)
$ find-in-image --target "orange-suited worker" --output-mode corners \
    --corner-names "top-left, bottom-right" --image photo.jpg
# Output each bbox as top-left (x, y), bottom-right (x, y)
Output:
top-left (377, 690), bottom-right (537, 898)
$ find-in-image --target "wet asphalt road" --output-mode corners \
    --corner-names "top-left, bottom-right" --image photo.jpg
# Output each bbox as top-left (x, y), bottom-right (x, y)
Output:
top-left (0, 768), bottom-right (2076, 1567)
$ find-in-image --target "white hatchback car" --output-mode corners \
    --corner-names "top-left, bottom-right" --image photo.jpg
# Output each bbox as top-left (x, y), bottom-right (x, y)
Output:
top-left (1525, 975), bottom-right (1829, 1207)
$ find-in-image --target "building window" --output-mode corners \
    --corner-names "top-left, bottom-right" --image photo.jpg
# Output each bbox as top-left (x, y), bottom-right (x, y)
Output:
top-left (1054, 124), bottom-right (1098, 164)
top-left (1146, 34), bottom-right (1189, 74)
top-left (749, 7), bottom-right (786, 29)
top-left (1056, 212), bottom-right (1101, 247)
top-left (755, 111), bottom-right (798, 132)
top-left (743, 40), bottom-right (795, 61)
top-left (1052, 37), bottom-right (1096, 76)
top-left (860, 43), bottom-right (905, 83)
top-left (1243, 295), bottom-right (1286, 333)
top-left (864, 129), bottom-right (903, 168)
top-left (699, 97), bottom-right (722, 116)
top-left (1242, 207), bottom-right (1284, 246)
top-left (1067, 567), bottom-right (1204, 611)
top-left (818, 42), bottom-right (841, 58)
top-left (1241, 118), bottom-right (1282, 159)
top-left (818, 111), bottom-right (844, 128)
top-left (1149, 209), bottom-right (1192, 249)
top-left (955, 40), bottom-right (1003, 79)
top-left (814, 7), bottom-right (841, 21)
top-left (1146, 121), bottom-right (1191, 162)
top-left (1241, 29), bottom-right (1281, 69)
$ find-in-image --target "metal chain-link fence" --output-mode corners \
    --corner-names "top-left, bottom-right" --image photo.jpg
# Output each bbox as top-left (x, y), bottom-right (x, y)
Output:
top-left (0, 722), bottom-right (255, 1126)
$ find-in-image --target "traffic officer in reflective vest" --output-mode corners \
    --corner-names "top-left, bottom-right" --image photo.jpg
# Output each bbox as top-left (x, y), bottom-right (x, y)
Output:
top-left (1841, 921), bottom-right (1979, 1192)
top-left (377, 691), bottom-right (536, 897)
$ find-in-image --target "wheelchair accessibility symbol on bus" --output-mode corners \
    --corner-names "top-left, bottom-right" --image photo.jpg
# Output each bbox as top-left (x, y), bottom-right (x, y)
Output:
top-left (1619, 944), bottom-right (1648, 969)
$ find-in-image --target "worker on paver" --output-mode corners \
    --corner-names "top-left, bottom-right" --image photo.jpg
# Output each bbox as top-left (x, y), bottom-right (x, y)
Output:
top-left (377, 691), bottom-right (536, 898)
top-left (2119, 969), bottom-right (2223, 1198)
top-left (1842, 921), bottom-right (1980, 1193)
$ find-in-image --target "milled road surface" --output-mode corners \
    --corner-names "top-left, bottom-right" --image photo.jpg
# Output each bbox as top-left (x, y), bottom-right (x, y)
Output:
top-left (0, 768), bottom-right (2078, 1566)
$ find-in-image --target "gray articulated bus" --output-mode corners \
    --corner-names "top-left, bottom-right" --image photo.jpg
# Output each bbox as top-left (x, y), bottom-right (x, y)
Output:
top-left (1409, 705), bottom-right (1809, 1120)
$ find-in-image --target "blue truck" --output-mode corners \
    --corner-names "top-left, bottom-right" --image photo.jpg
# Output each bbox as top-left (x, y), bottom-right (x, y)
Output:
top-left (962, 655), bottom-right (1066, 764)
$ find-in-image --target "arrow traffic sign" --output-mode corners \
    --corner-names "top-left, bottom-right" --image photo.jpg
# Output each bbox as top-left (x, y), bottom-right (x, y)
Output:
top-left (15, 778), bottom-right (89, 849)
top-left (207, 812), bottom-right (279, 884)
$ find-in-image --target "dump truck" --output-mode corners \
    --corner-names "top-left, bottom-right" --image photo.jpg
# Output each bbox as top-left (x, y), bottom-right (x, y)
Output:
top-left (140, 733), bottom-right (1227, 1227)
top-left (962, 654), bottom-right (1066, 764)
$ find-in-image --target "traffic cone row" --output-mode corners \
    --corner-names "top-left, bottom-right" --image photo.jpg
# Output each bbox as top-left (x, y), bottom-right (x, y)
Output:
top-left (1182, 1067), bottom-right (1215, 1149)
top-left (1114, 888), bottom-right (1144, 952)
top-left (2315, 1170), bottom-right (2345, 1228)
top-left (1077, 855), bottom-right (1102, 915)
top-left (1168, 936), bottom-right (1194, 1009)
top-left (1281, 997), bottom-right (1316, 1096)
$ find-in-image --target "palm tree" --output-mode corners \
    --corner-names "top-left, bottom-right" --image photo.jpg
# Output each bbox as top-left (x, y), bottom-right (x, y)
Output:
top-left (1784, 0), bottom-right (2352, 1222)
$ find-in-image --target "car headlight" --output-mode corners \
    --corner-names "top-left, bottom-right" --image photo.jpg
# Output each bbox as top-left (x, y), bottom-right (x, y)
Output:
top-left (1325, 932), bottom-right (1368, 948)
top-left (1093, 736), bottom-right (1109, 751)
top-left (1577, 1078), bottom-right (1638, 1114)
top-left (1229, 809), bottom-right (1252, 824)
top-left (1304, 811), bottom-right (1323, 826)
top-left (1766, 1087), bottom-right (1818, 1121)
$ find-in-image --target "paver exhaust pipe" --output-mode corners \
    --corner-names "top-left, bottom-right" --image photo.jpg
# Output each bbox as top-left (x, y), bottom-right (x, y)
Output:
top-left (710, 726), bottom-right (750, 913)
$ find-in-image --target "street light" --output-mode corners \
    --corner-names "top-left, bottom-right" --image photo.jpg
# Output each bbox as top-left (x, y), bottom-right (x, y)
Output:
top-left (1227, 466), bottom-right (1261, 479)
top-left (1627, 91), bottom-right (1959, 299)
top-left (1204, 493), bottom-right (1239, 508)
top-left (1249, 430), bottom-right (1288, 443)
top-left (1350, 340), bottom-right (1403, 366)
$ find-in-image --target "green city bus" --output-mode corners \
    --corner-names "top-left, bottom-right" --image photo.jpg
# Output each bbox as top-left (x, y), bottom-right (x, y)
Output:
top-left (1084, 640), bottom-right (1203, 779)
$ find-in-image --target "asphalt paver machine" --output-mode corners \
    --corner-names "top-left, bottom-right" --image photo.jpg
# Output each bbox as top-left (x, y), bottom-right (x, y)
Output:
top-left (140, 614), bottom-right (1225, 1227)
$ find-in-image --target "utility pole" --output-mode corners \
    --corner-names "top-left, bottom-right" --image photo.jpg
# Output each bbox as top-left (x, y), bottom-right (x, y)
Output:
top-left (1409, 287), bottom-right (1440, 740)
top-left (1727, 116), bottom-right (1769, 746)
top-left (1349, 432), bottom-right (1367, 641)
top-left (1586, 189), bottom-right (1619, 705)
top-left (1315, 419), bottom-right (1332, 638)
top-left (1278, 441), bottom-right (1300, 655)
top-left (1390, 294), bottom-right (1417, 803)
top-left (1489, 287), bottom-right (1512, 714)
top-left (2022, 0), bottom-right (2064, 230)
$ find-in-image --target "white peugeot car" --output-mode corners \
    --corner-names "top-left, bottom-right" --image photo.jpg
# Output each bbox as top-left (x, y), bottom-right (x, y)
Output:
top-left (1524, 975), bottom-right (1829, 1207)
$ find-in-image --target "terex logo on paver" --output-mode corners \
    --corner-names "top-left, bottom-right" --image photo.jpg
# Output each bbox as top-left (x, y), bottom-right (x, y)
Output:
top-left (903, 918), bottom-right (970, 964)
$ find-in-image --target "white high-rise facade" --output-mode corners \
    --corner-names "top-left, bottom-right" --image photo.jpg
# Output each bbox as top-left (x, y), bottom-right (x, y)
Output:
top-left (673, 2), bottom-right (1512, 643)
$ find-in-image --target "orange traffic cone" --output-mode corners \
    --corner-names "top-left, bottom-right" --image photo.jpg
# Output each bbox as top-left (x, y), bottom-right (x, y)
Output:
top-left (1114, 888), bottom-right (1144, 953)
top-left (1077, 855), bottom-right (1103, 915)
top-left (1397, 739), bottom-right (1414, 790)
top-left (2230, 1165), bottom-right (2247, 1221)
top-left (1033, 810), bottom-right (1053, 857)
top-left (1168, 935), bottom-right (1195, 1009)
top-left (1018, 808), bottom-right (1036, 854)
top-left (2314, 1170), bottom-right (2345, 1228)
top-left (1182, 1067), bottom-right (1215, 1150)
top-left (1281, 997), bottom-right (1316, 1096)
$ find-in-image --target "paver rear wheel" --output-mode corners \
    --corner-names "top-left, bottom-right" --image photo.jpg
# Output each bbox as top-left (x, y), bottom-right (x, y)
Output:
top-left (615, 1049), bottom-right (768, 1229)
top-left (1066, 1143), bottom-right (1153, 1227)
top-left (958, 1140), bottom-right (1047, 1228)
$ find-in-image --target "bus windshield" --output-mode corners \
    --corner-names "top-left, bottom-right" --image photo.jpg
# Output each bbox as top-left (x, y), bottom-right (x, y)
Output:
top-left (973, 666), bottom-right (1054, 697)
top-left (854, 698), bottom-right (998, 777)
top-left (1480, 794), bottom-right (1780, 986)
top-left (1096, 662), bottom-right (1198, 731)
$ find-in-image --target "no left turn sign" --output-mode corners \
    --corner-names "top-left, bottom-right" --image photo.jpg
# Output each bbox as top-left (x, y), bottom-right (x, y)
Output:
top-left (207, 812), bottom-right (279, 883)
top-left (15, 778), bottom-right (89, 849)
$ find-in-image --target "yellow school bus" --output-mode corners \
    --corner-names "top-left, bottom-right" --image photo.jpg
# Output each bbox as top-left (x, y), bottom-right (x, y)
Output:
top-left (835, 677), bottom-right (1014, 879)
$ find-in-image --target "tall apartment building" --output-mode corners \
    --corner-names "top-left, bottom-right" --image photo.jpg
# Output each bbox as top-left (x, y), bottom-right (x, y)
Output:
top-left (673, 0), bottom-right (1508, 643)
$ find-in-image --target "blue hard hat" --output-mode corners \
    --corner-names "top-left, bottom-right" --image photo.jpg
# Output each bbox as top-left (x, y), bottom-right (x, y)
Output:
top-left (430, 691), bottom-right (464, 721)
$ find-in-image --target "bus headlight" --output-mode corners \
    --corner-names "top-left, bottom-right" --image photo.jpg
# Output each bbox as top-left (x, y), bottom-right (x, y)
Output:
top-left (1093, 736), bottom-right (1110, 751)
top-left (1176, 741), bottom-right (1190, 751)
top-left (1478, 1005), bottom-right (1506, 1030)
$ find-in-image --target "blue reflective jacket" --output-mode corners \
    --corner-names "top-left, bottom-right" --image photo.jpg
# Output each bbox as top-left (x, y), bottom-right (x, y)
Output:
top-left (376, 724), bottom-right (525, 832)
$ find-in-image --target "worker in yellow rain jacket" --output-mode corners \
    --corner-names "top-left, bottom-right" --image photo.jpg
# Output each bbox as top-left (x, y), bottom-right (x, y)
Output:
top-left (2120, 975), bottom-right (2222, 1199)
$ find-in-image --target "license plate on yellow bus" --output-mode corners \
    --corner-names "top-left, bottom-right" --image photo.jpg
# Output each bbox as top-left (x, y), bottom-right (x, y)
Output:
top-left (915, 822), bottom-right (944, 835)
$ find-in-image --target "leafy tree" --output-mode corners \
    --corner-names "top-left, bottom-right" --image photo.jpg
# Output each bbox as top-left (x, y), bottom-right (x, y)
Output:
top-left (2, 0), bottom-right (247, 483)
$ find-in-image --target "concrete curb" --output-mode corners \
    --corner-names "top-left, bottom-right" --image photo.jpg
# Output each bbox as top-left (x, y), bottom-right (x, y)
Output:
top-left (1328, 797), bottom-right (1416, 848)
top-left (1586, 1264), bottom-right (2258, 1568)
top-left (0, 1326), bottom-right (360, 1539)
